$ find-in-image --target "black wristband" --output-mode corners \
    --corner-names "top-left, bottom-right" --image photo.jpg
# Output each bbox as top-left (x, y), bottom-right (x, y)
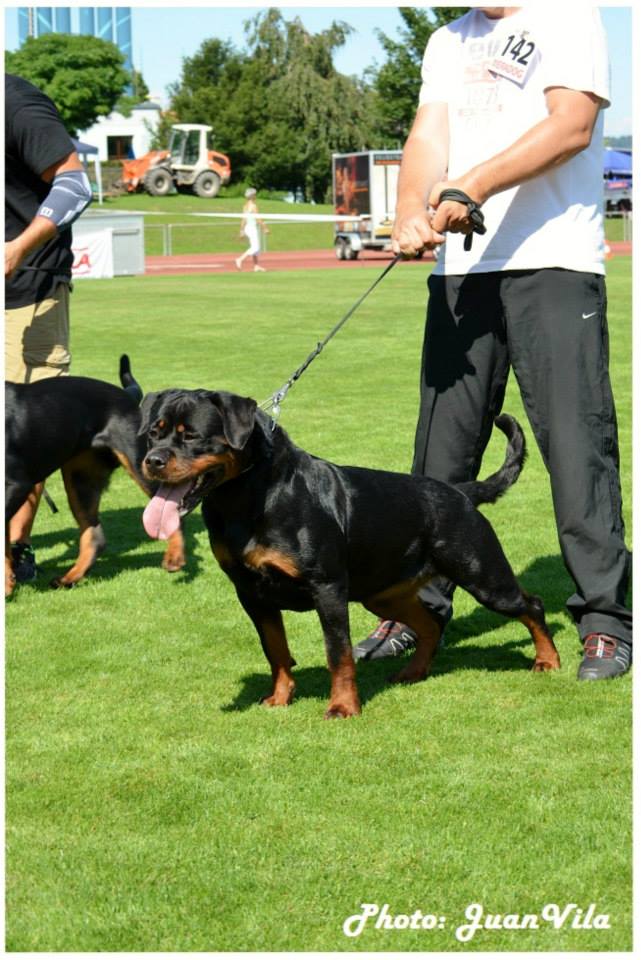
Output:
top-left (438, 188), bottom-right (486, 251)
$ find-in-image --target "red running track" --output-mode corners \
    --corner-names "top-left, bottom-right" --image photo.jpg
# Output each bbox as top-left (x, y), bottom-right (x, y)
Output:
top-left (145, 243), bottom-right (631, 277)
top-left (145, 248), bottom-right (431, 276)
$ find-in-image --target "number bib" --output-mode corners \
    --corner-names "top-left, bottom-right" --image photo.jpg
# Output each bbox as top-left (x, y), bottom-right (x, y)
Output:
top-left (490, 33), bottom-right (537, 86)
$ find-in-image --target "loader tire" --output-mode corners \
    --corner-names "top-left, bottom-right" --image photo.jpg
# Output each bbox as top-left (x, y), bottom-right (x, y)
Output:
top-left (144, 167), bottom-right (173, 197)
top-left (193, 171), bottom-right (221, 198)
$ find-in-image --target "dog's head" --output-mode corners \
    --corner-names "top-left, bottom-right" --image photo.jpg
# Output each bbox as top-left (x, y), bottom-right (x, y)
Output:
top-left (139, 389), bottom-right (258, 538)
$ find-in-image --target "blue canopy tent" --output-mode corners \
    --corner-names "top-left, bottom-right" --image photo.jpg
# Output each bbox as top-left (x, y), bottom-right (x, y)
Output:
top-left (72, 137), bottom-right (103, 204)
top-left (603, 148), bottom-right (632, 177)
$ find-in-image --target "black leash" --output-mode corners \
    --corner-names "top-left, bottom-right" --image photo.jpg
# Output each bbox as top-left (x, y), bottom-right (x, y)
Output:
top-left (43, 486), bottom-right (59, 514)
top-left (438, 188), bottom-right (486, 251)
top-left (260, 254), bottom-right (401, 424)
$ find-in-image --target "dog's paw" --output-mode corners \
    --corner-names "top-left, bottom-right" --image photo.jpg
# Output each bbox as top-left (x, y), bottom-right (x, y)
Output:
top-left (387, 668), bottom-right (428, 685)
top-left (532, 658), bottom-right (561, 672)
top-left (324, 702), bottom-right (361, 719)
top-left (49, 577), bottom-right (76, 590)
top-left (261, 694), bottom-right (290, 707)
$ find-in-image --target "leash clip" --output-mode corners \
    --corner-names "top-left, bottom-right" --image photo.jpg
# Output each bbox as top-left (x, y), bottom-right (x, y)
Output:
top-left (266, 382), bottom-right (291, 430)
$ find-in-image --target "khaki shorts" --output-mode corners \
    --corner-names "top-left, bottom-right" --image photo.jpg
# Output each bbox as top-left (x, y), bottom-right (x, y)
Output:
top-left (5, 283), bottom-right (71, 383)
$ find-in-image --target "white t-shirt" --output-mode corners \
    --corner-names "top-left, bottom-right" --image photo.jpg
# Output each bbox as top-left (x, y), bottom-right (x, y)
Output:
top-left (418, 7), bottom-right (610, 275)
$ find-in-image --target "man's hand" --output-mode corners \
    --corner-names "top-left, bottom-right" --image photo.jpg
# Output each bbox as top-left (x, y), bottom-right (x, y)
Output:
top-left (428, 175), bottom-right (486, 237)
top-left (5, 238), bottom-right (26, 279)
top-left (392, 204), bottom-right (446, 258)
top-left (5, 217), bottom-right (57, 279)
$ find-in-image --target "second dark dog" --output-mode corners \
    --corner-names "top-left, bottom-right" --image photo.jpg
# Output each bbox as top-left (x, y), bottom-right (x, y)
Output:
top-left (139, 388), bottom-right (560, 718)
top-left (5, 356), bottom-right (185, 596)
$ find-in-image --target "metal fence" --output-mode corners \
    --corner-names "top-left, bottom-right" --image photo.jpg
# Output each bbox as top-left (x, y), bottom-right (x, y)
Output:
top-left (144, 221), bottom-right (240, 257)
top-left (143, 220), bottom-right (333, 256)
top-left (145, 212), bottom-right (633, 257)
top-left (605, 210), bottom-right (633, 243)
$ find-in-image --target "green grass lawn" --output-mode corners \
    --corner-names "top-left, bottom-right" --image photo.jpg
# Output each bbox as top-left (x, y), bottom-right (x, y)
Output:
top-left (5, 257), bottom-right (632, 952)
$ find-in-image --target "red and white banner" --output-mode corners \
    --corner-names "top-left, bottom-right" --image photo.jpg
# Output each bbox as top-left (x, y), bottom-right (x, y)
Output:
top-left (71, 229), bottom-right (114, 279)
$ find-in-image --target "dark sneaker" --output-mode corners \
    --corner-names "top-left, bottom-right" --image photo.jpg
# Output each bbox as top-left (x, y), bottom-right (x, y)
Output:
top-left (353, 620), bottom-right (418, 661)
top-left (10, 541), bottom-right (38, 584)
top-left (577, 633), bottom-right (632, 680)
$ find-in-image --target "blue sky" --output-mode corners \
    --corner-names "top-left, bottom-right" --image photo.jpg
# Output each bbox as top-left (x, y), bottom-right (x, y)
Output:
top-left (4, 4), bottom-right (634, 137)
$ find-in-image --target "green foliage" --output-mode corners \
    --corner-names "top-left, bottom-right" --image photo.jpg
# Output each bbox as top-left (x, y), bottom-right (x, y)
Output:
top-left (168, 10), bottom-right (376, 200)
top-left (371, 7), bottom-right (466, 144)
top-left (115, 69), bottom-right (151, 117)
top-left (5, 33), bottom-right (130, 136)
top-left (604, 135), bottom-right (632, 149)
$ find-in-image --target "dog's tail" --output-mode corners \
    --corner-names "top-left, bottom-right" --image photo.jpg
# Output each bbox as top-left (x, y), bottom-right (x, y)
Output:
top-left (119, 354), bottom-right (143, 405)
top-left (456, 414), bottom-right (526, 507)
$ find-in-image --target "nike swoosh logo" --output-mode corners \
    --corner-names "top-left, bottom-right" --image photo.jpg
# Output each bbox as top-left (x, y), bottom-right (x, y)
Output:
top-left (582, 312), bottom-right (597, 319)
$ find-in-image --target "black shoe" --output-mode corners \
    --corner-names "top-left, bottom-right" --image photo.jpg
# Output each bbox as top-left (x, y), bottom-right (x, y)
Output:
top-left (353, 620), bottom-right (418, 661)
top-left (577, 633), bottom-right (632, 680)
top-left (10, 541), bottom-right (38, 584)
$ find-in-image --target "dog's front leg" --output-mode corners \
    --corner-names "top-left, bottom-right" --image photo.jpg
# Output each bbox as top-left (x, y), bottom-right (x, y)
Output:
top-left (314, 583), bottom-right (361, 719)
top-left (237, 593), bottom-right (296, 707)
top-left (162, 528), bottom-right (186, 573)
top-left (5, 529), bottom-right (16, 598)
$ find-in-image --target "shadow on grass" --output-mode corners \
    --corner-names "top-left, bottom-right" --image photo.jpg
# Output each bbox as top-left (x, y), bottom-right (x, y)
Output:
top-left (223, 635), bottom-right (551, 712)
top-left (223, 554), bottom-right (576, 712)
top-left (27, 507), bottom-right (204, 589)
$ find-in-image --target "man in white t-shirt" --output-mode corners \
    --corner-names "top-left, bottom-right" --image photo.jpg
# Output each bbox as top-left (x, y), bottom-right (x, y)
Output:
top-left (354, 7), bottom-right (631, 679)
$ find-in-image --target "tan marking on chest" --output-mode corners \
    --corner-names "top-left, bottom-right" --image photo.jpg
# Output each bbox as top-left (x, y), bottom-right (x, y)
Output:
top-left (243, 546), bottom-right (301, 579)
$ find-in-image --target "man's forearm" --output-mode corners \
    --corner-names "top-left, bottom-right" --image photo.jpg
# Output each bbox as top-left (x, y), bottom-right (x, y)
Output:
top-left (462, 110), bottom-right (596, 205)
top-left (429, 87), bottom-right (601, 236)
top-left (396, 132), bottom-right (448, 214)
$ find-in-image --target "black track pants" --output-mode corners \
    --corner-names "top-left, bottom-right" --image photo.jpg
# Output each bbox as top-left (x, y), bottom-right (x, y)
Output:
top-left (413, 268), bottom-right (631, 645)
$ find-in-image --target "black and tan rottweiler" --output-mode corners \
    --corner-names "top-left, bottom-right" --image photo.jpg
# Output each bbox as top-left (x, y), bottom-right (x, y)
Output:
top-left (5, 356), bottom-right (185, 596)
top-left (140, 389), bottom-right (560, 717)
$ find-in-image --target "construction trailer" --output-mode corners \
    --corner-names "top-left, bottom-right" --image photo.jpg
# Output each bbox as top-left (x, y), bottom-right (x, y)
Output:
top-left (332, 150), bottom-right (402, 260)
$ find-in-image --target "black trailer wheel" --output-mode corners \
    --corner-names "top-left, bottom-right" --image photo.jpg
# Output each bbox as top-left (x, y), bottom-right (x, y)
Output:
top-left (193, 170), bottom-right (222, 198)
top-left (344, 243), bottom-right (358, 260)
top-left (144, 167), bottom-right (173, 197)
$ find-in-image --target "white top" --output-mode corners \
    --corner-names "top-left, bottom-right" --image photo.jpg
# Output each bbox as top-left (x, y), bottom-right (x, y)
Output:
top-left (418, 7), bottom-right (610, 276)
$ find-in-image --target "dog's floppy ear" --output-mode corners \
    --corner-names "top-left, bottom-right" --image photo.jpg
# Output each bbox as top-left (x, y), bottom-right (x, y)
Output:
top-left (138, 391), bottom-right (163, 436)
top-left (209, 392), bottom-right (257, 450)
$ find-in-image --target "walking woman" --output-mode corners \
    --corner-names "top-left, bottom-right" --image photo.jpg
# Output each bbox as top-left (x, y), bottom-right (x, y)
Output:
top-left (235, 188), bottom-right (268, 272)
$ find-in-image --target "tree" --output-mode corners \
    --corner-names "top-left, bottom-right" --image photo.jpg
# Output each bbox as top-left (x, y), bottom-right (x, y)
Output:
top-left (167, 38), bottom-right (251, 165)
top-left (371, 7), bottom-right (466, 145)
top-left (242, 11), bottom-right (376, 200)
top-left (168, 10), bottom-right (377, 200)
top-left (5, 33), bottom-right (130, 135)
top-left (116, 69), bottom-right (151, 117)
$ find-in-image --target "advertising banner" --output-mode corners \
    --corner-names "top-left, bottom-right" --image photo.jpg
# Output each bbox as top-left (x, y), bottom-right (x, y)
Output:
top-left (71, 229), bottom-right (114, 279)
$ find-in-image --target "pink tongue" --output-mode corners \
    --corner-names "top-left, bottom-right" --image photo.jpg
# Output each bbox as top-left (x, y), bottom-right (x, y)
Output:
top-left (143, 482), bottom-right (191, 540)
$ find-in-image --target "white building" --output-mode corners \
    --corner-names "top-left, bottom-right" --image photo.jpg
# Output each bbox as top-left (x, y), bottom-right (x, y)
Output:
top-left (78, 101), bottom-right (162, 162)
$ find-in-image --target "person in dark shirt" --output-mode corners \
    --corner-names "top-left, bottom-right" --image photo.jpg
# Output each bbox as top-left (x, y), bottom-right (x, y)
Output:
top-left (5, 72), bottom-right (92, 582)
